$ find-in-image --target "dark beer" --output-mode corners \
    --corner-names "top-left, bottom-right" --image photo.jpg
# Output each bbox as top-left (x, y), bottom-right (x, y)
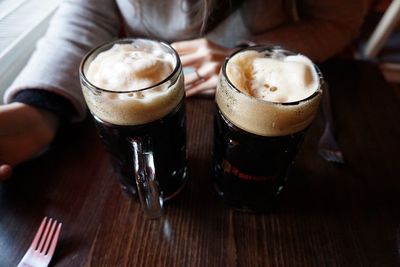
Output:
top-left (94, 99), bottom-right (187, 199)
top-left (80, 38), bottom-right (187, 217)
top-left (213, 46), bottom-right (323, 212)
top-left (213, 108), bottom-right (305, 212)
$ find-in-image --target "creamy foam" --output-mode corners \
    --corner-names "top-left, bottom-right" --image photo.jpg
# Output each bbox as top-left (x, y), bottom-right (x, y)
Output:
top-left (82, 40), bottom-right (184, 126)
top-left (226, 50), bottom-right (319, 102)
top-left (217, 48), bottom-right (322, 136)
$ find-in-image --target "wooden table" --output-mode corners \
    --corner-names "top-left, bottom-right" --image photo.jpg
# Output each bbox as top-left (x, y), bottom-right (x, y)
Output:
top-left (1, 60), bottom-right (399, 266)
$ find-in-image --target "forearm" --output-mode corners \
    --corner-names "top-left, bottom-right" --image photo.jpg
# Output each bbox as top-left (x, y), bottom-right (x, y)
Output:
top-left (249, 20), bottom-right (354, 62)
top-left (13, 90), bottom-right (76, 125)
top-left (243, 0), bottom-right (368, 62)
top-left (4, 0), bottom-right (121, 121)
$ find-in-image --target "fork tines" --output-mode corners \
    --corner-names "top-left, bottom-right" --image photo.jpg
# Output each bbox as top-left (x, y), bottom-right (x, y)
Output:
top-left (32, 217), bottom-right (62, 255)
top-left (17, 217), bottom-right (62, 267)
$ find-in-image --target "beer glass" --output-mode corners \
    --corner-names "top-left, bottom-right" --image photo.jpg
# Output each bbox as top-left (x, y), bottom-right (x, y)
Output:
top-left (213, 46), bottom-right (323, 212)
top-left (80, 39), bottom-right (188, 218)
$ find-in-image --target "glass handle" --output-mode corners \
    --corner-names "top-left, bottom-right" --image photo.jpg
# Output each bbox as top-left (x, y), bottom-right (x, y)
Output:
top-left (130, 136), bottom-right (163, 218)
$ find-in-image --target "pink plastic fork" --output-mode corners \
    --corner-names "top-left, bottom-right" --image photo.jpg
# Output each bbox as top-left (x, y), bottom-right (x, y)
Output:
top-left (17, 217), bottom-right (62, 267)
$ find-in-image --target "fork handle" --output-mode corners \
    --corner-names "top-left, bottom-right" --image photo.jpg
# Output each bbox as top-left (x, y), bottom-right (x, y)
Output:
top-left (322, 83), bottom-right (335, 129)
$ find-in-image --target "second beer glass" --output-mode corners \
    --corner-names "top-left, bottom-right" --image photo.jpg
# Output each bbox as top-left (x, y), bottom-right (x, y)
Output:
top-left (213, 46), bottom-right (323, 212)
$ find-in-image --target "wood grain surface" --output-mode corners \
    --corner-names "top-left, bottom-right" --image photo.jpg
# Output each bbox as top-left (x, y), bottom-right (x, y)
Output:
top-left (0, 60), bottom-right (399, 267)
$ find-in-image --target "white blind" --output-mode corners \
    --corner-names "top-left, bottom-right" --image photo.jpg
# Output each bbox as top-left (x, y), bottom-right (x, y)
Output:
top-left (0, 0), bottom-right (62, 101)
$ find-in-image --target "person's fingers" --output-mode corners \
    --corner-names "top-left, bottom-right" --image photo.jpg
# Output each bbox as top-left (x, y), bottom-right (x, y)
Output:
top-left (184, 62), bottom-right (221, 86)
top-left (179, 51), bottom-right (206, 66)
top-left (180, 49), bottom-right (229, 67)
top-left (184, 71), bottom-right (204, 85)
top-left (175, 38), bottom-right (233, 97)
top-left (186, 76), bottom-right (218, 97)
top-left (171, 39), bottom-right (207, 54)
top-left (0, 164), bottom-right (12, 180)
top-left (197, 62), bottom-right (220, 79)
top-left (173, 38), bottom-right (233, 54)
top-left (175, 39), bottom-right (233, 65)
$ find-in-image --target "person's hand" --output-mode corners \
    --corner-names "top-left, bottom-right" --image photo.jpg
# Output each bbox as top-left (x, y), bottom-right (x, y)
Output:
top-left (171, 38), bottom-right (235, 97)
top-left (0, 103), bottom-right (59, 180)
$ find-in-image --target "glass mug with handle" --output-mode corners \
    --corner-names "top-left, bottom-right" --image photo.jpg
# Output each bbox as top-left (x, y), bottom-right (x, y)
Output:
top-left (213, 46), bottom-right (323, 212)
top-left (80, 38), bottom-right (188, 218)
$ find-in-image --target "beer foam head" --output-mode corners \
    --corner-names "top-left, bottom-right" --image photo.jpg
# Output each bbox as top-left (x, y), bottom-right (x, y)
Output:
top-left (226, 50), bottom-right (319, 103)
top-left (81, 39), bottom-right (184, 125)
top-left (217, 48), bottom-right (322, 136)
top-left (86, 43), bottom-right (174, 91)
